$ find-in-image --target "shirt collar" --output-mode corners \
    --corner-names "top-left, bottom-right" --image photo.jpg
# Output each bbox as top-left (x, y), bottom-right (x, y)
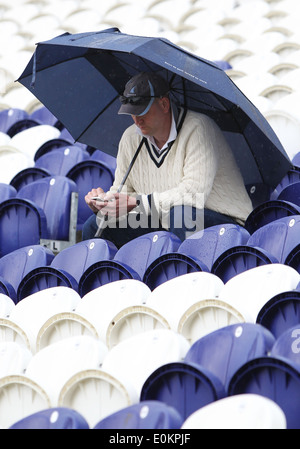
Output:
top-left (135, 104), bottom-right (177, 153)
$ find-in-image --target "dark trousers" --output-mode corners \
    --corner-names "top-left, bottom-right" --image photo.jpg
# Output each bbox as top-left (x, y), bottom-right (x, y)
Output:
top-left (82, 206), bottom-right (238, 249)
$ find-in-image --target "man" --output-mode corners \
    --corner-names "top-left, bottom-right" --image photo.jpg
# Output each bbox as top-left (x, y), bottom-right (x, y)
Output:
top-left (82, 72), bottom-right (253, 248)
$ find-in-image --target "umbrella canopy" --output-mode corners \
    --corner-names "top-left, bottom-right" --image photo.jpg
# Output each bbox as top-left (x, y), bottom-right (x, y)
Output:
top-left (18, 27), bottom-right (292, 193)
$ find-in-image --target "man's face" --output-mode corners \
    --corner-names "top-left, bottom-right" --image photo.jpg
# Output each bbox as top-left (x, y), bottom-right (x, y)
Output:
top-left (131, 97), bottom-right (170, 136)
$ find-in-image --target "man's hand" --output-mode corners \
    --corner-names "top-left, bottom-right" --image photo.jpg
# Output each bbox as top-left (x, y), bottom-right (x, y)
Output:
top-left (85, 187), bottom-right (106, 213)
top-left (99, 192), bottom-right (137, 218)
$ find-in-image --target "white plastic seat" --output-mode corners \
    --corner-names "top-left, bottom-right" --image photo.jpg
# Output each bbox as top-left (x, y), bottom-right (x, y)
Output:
top-left (106, 305), bottom-right (170, 349)
top-left (181, 394), bottom-right (287, 429)
top-left (219, 264), bottom-right (300, 323)
top-left (264, 93), bottom-right (300, 159)
top-left (36, 280), bottom-right (151, 350)
top-left (10, 125), bottom-right (60, 159)
top-left (146, 272), bottom-right (224, 332)
top-left (0, 335), bottom-right (107, 428)
top-left (0, 341), bottom-right (32, 377)
top-left (0, 294), bottom-right (15, 318)
top-left (177, 298), bottom-right (250, 345)
top-left (102, 329), bottom-right (190, 399)
top-left (1, 287), bottom-right (81, 353)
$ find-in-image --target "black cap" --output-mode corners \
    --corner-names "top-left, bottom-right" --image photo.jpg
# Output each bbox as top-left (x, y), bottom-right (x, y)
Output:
top-left (118, 72), bottom-right (170, 116)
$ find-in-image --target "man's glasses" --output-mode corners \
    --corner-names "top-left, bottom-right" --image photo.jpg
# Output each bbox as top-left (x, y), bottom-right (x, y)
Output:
top-left (119, 95), bottom-right (157, 105)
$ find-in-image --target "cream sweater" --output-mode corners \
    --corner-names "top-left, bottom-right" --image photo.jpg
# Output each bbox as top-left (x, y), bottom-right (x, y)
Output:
top-left (110, 109), bottom-right (253, 227)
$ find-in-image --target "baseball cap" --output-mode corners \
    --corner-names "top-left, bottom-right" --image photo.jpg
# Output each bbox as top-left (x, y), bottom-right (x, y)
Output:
top-left (118, 72), bottom-right (170, 116)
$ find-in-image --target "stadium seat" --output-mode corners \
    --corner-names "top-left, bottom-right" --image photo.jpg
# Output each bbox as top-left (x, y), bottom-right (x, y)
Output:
top-left (140, 361), bottom-right (225, 421)
top-left (10, 167), bottom-right (51, 191)
top-left (0, 335), bottom-right (107, 428)
top-left (181, 394), bottom-right (287, 429)
top-left (211, 244), bottom-right (277, 283)
top-left (244, 199), bottom-right (300, 234)
top-left (0, 286), bottom-right (81, 352)
top-left (270, 167), bottom-right (300, 200)
top-left (0, 182), bottom-right (16, 201)
top-left (9, 124), bottom-right (61, 160)
top-left (228, 356), bottom-right (300, 429)
top-left (34, 145), bottom-right (90, 176)
top-left (93, 400), bottom-right (183, 429)
top-left (219, 264), bottom-right (300, 323)
top-left (271, 324), bottom-right (300, 367)
top-left (246, 215), bottom-right (300, 263)
top-left (34, 138), bottom-right (75, 161)
top-left (102, 329), bottom-right (190, 400)
top-left (0, 150), bottom-right (34, 184)
top-left (36, 278), bottom-right (150, 351)
top-left (256, 290), bottom-right (300, 340)
top-left (143, 224), bottom-right (249, 290)
top-left (6, 118), bottom-right (40, 138)
top-left (0, 108), bottom-right (29, 134)
top-left (16, 175), bottom-right (79, 253)
top-left (184, 323), bottom-right (275, 392)
top-left (78, 231), bottom-right (182, 296)
top-left (145, 272), bottom-right (224, 332)
top-left (0, 200), bottom-right (48, 257)
top-left (17, 238), bottom-right (117, 301)
top-left (9, 407), bottom-right (89, 429)
top-left (89, 149), bottom-right (116, 175)
top-left (0, 244), bottom-right (54, 303)
top-left (0, 293), bottom-right (15, 317)
top-left (0, 341), bottom-right (32, 377)
top-left (277, 181), bottom-right (300, 208)
top-left (58, 367), bottom-right (136, 429)
top-left (66, 159), bottom-right (114, 230)
top-left (30, 106), bottom-right (61, 128)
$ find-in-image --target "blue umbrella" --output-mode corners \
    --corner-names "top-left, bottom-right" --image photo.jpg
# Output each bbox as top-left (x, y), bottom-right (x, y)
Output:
top-left (18, 27), bottom-right (292, 196)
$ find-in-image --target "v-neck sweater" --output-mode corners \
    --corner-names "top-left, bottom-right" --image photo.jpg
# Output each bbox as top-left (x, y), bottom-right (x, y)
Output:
top-left (110, 109), bottom-right (253, 227)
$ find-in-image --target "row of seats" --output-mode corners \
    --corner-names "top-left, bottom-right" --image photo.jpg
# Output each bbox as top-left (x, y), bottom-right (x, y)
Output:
top-left (3, 318), bottom-right (300, 429)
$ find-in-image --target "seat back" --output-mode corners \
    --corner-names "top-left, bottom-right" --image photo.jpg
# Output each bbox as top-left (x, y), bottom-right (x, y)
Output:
top-left (34, 145), bottom-right (89, 176)
top-left (66, 160), bottom-right (114, 229)
top-left (184, 323), bottom-right (275, 391)
top-left (247, 215), bottom-right (300, 263)
top-left (0, 245), bottom-right (54, 301)
top-left (178, 224), bottom-right (250, 270)
top-left (0, 199), bottom-right (48, 257)
top-left (94, 401), bottom-right (183, 429)
top-left (17, 176), bottom-right (78, 252)
top-left (10, 167), bottom-right (51, 191)
top-left (10, 407), bottom-right (89, 429)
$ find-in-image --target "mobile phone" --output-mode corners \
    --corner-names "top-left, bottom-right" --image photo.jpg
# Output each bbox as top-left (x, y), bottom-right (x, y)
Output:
top-left (91, 196), bottom-right (114, 202)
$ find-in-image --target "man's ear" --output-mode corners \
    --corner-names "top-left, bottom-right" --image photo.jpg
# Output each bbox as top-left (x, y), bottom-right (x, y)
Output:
top-left (160, 96), bottom-right (170, 113)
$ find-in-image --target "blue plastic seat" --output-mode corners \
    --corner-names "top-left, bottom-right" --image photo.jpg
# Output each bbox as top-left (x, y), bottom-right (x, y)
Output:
top-left (89, 149), bottom-right (116, 176)
top-left (176, 224), bottom-right (250, 270)
top-left (140, 362), bottom-right (225, 421)
top-left (34, 145), bottom-right (90, 176)
top-left (17, 238), bottom-right (117, 300)
top-left (0, 198), bottom-right (48, 257)
top-left (256, 290), bottom-right (300, 339)
top-left (0, 183), bottom-right (17, 201)
top-left (34, 138), bottom-right (74, 161)
top-left (246, 215), bottom-right (300, 263)
top-left (78, 231), bottom-right (181, 296)
top-left (292, 151), bottom-right (300, 168)
top-left (9, 407), bottom-right (89, 429)
top-left (271, 324), bottom-right (300, 368)
top-left (30, 106), bottom-right (61, 128)
top-left (0, 108), bottom-right (29, 134)
top-left (184, 323), bottom-right (275, 392)
top-left (16, 176), bottom-right (77, 249)
top-left (66, 160), bottom-right (114, 230)
top-left (10, 167), bottom-right (51, 191)
top-left (143, 224), bottom-right (250, 289)
top-left (270, 167), bottom-right (300, 200)
top-left (6, 118), bottom-right (40, 138)
top-left (0, 245), bottom-right (54, 303)
top-left (228, 356), bottom-right (300, 429)
top-left (93, 401), bottom-right (183, 429)
top-left (277, 182), bottom-right (300, 207)
top-left (211, 245), bottom-right (277, 283)
top-left (245, 199), bottom-right (300, 234)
